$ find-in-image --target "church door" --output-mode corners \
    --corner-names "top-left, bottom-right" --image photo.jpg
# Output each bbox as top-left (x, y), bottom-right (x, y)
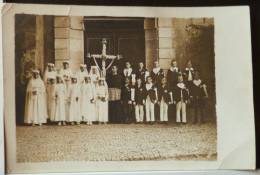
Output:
top-left (84, 18), bottom-right (145, 73)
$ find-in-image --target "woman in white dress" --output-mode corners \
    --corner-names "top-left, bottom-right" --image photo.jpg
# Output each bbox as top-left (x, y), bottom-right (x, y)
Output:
top-left (67, 75), bottom-right (81, 125)
top-left (53, 75), bottom-right (67, 126)
top-left (95, 78), bottom-right (108, 124)
top-left (48, 77), bottom-right (56, 122)
top-left (24, 70), bottom-right (48, 126)
top-left (43, 63), bottom-right (57, 119)
top-left (80, 75), bottom-right (96, 125)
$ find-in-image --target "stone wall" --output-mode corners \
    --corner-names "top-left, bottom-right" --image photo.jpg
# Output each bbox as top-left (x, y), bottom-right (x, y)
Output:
top-left (157, 18), bottom-right (175, 71)
top-left (54, 16), bottom-right (84, 71)
top-left (144, 18), bottom-right (158, 71)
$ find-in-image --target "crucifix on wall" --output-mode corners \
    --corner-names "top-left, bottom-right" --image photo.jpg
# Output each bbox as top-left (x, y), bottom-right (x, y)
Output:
top-left (87, 38), bottom-right (123, 77)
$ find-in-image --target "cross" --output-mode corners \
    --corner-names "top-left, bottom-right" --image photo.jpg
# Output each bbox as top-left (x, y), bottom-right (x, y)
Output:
top-left (87, 38), bottom-right (122, 77)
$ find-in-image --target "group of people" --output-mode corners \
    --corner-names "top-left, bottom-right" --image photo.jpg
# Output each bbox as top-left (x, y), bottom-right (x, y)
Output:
top-left (24, 59), bottom-right (209, 126)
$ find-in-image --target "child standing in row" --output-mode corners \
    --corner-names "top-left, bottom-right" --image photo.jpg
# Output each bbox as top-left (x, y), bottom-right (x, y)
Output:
top-left (80, 76), bottom-right (96, 125)
top-left (121, 77), bottom-right (133, 123)
top-left (53, 75), bottom-right (66, 126)
top-left (134, 78), bottom-right (145, 123)
top-left (174, 75), bottom-right (189, 124)
top-left (96, 78), bottom-right (109, 124)
top-left (145, 76), bottom-right (157, 123)
top-left (190, 71), bottom-right (208, 124)
top-left (67, 76), bottom-right (81, 125)
top-left (158, 77), bottom-right (172, 123)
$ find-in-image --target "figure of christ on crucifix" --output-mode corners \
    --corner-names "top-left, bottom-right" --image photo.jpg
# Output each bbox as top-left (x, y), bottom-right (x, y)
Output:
top-left (87, 38), bottom-right (122, 78)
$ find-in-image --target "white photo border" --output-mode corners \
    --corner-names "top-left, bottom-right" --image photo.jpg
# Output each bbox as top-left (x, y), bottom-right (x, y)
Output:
top-left (2, 3), bottom-right (255, 173)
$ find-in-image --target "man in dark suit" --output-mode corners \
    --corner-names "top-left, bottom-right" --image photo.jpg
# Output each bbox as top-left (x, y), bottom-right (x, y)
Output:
top-left (167, 59), bottom-right (181, 122)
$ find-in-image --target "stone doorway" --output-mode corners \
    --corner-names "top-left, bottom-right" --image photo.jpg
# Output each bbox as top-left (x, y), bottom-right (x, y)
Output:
top-left (84, 17), bottom-right (145, 72)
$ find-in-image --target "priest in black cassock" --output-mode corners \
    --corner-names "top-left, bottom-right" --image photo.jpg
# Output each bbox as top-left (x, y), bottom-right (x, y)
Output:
top-left (106, 65), bottom-right (123, 123)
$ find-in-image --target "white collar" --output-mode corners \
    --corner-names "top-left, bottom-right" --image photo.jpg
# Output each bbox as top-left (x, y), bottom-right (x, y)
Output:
top-left (177, 82), bottom-right (185, 89)
top-left (185, 67), bottom-right (194, 71)
top-left (124, 68), bottom-right (132, 76)
top-left (153, 67), bottom-right (161, 74)
top-left (193, 79), bottom-right (201, 86)
top-left (170, 66), bottom-right (178, 72)
top-left (146, 83), bottom-right (153, 90)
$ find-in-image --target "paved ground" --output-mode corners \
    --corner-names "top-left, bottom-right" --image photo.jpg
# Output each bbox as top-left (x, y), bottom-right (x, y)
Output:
top-left (16, 123), bottom-right (217, 162)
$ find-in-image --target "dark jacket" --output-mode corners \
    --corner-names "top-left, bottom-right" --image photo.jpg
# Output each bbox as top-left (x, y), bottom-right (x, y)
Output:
top-left (190, 80), bottom-right (207, 98)
top-left (167, 67), bottom-right (181, 89)
top-left (106, 73), bottom-right (123, 89)
top-left (134, 84), bottom-right (146, 105)
top-left (144, 83), bottom-right (157, 102)
top-left (150, 68), bottom-right (164, 87)
top-left (174, 82), bottom-right (189, 102)
top-left (135, 68), bottom-right (147, 83)
top-left (122, 68), bottom-right (133, 81)
top-left (183, 68), bottom-right (195, 82)
top-left (158, 85), bottom-right (171, 103)
top-left (121, 84), bottom-right (132, 102)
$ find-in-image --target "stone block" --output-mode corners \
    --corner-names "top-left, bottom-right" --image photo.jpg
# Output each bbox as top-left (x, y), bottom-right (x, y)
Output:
top-left (70, 50), bottom-right (84, 63)
top-left (55, 39), bottom-right (68, 49)
top-left (70, 16), bottom-right (83, 30)
top-left (145, 29), bottom-right (157, 40)
top-left (55, 49), bottom-right (68, 60)
top-left (54, 16), bottom-right (70, 28)
top-left (55, 28), bottom-right (69, 39)
top-left (69, 39), bottom-right (83, 52)
top-left (159, 48), bottom-right (175, 58)
top-left (159, 58), bottom-right (172, 70)
top-left (145, 40), bottom-right (157, 51)
top-left (69, 29), bottom-right (83, 39)
top-left (144, 18), bottom-right (155, 29)
top-left (159, 38), bottom-right (172, 49)
top-left (158, 18), bottom-right (172, 27)
top-left (158, 28), bottom-right (172, 38)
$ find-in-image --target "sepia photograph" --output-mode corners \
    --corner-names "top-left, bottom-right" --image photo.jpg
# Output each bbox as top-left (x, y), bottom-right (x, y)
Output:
top-left (14, 15), bottom-right (217, 163)
top-left (3, 4), bottom-right (255, 173)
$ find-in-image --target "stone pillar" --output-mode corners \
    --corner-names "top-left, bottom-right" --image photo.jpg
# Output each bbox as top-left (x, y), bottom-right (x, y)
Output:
top-left (144, 18), bottom-right (158, 71)
top-left (35, 15), bottom-right (45, 73)
top-left (54, 16), bottom-right (84, 71)
top-left (157, 18), bottom-right (175, 71)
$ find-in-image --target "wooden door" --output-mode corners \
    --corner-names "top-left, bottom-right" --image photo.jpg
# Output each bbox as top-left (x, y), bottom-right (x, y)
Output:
top-left (84, 18), bottom-right (145, 73)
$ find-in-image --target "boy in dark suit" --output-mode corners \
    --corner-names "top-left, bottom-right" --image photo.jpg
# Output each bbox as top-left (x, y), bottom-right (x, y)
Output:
top-left (158, 77), bottom-right (172, 123)
top-left (190, 71), bottom-right (208, 124)
top-left (183, 60), bottom-right (195, 89)
top-left (144, 76), bottom-right (157, 123)
top-left (123, 61), bottom-right (133, 81)
top-left (133, 77), bottom-right (146, 123)
top-left (150, 61), bottom-right (164, 87)
top-left (121, 77), bottom-right (134, 123)
top-left (135, 62), bottom-right (149, 84)
top-left (167, 59), bottom-right (181, 122)
top-left (174, 74), bottom-right (189, 124)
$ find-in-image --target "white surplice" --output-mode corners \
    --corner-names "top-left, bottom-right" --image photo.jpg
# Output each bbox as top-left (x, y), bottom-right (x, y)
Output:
top-left (67, 83), bottom-right (81, 122)
top-left (48, 83), bottom-right (56, 121)
top-left (59, 68), bottom-right (72, 89)
top-left (24, 77), bottom-right (48, 124)
top-left (43, 70), bottom-right (57, 119)
top-left (53, 83), bottom-right (66, 122)
top-left (59, 68), bottom-right (72, 119)
top-left (96, 84), bottom-right (108, 122)
top-left (80, 82), bottom-right (96, 122)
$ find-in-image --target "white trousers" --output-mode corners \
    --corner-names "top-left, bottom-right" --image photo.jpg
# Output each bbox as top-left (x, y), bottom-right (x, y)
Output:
top-left (160, 99), bottom-right (168, 121)
top-left (145, 97), bottom-right (155, 122)
top-left (176, 101), bottom-right (186, 123)
top-left (135, 104), bottom-right (144, 122)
